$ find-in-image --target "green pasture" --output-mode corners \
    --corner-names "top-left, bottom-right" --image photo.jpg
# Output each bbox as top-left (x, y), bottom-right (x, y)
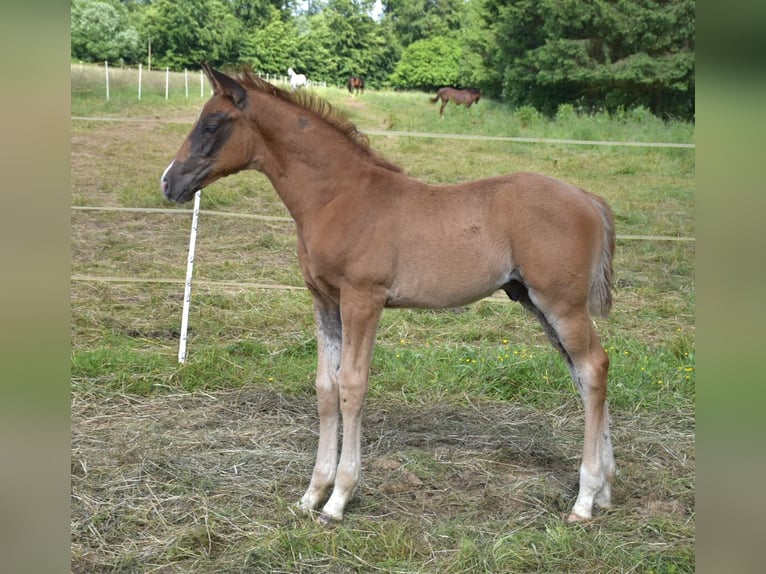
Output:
top-left (71, 65), bottom-right (694, 573)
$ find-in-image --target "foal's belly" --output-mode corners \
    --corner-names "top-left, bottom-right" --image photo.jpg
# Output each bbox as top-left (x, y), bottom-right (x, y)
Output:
top-left (384, 262), bottom-right (510, 309)
top-left (385, 287), bottom-right (504, 309)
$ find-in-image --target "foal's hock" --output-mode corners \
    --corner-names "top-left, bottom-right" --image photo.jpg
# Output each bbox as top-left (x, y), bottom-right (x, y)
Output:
top-left (161, 64), bottom-right (616, 524)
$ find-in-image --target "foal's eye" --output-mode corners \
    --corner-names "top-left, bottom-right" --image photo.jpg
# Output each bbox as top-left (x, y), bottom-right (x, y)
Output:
top-left (203, 122), bottom-right (220, 134)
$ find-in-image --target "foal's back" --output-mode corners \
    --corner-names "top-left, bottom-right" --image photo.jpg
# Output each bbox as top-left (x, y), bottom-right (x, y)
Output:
top-left (347, 170), bottom-right (608, 309)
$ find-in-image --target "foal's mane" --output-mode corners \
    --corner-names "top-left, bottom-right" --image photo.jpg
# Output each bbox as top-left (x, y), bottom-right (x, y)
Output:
top-left (235, 68), bottom-right (402, 173)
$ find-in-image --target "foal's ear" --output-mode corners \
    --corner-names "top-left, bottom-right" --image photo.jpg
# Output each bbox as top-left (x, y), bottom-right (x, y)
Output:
top-left (201, 62), bottom-right (247, 110)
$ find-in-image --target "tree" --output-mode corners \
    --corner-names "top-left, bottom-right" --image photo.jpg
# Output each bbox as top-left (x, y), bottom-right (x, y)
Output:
top-left (477, 0), bottom-right (695, 118)
top-left (453, 0), bottom-right (495, 89)
top-left (382, 0), bottom-right (465, 47)
top-left (241, 6), bottom-right (302, 74)
top-left (139, 0), bottom-right (245, 69)
top-left (381, 0), bottom-right (472, 89)
top-left (229, 0), bottom-right (296, 27)
top-left (304, 0), bottom-right (396, 86)
top-left (71, 0), bottom-right (141, 64)
top-left (254, 0), bottom-right (397, 88)
top-left (388, 36), bottom-right (462, 89)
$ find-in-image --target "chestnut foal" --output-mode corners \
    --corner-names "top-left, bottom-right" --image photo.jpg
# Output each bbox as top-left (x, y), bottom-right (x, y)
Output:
top-left (161, 64), bottom-right (616, 524)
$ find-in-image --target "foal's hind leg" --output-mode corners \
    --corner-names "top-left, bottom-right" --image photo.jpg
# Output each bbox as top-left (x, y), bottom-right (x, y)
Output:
top-left (548, 308), bottom-right (614, 521)
top-left (509, 285), bottom-right (614, 520)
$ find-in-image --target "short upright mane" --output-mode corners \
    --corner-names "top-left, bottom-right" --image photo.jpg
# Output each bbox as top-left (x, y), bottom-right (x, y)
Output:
top-left (234, 68), bottom-right (401, 173)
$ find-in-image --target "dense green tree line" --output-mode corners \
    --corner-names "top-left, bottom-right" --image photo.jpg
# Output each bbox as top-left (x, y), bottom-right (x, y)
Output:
top-left (71, 0), bottom-right (694, 119)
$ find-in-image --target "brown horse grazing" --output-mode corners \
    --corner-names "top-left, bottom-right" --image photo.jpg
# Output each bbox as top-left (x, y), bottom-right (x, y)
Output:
top-left (431, 86), bottom-right (481, 118)
top-left (347, 75), bottom-right (364, 95)
top-left (161, 64), bottom-right (616, 525)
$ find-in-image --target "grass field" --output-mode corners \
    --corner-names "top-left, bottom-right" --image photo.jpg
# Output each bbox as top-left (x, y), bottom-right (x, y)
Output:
top-left (71, 65), bottom-right (694, 573)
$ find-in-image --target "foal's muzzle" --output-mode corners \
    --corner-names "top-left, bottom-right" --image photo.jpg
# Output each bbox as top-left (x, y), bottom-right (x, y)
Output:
top-left (161, 160), bottom-right (204, 203)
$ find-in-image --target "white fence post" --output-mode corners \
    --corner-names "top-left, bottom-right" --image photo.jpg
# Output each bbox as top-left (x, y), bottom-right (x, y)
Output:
top-left (178, 190), bottom-right (202, 364)
top-left (92, 64), bottom-right (327, 103)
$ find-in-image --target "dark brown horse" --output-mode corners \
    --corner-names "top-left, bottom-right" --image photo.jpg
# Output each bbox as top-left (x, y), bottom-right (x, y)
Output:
top-left (431, 86), bottom-right (481, 118)
top-left (162, 65), bottom-right (616, 525)
top-left (347, 75), bottom-right (364, 95)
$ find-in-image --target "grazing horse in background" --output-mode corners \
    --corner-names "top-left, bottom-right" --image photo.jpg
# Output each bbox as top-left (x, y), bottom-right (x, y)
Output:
top-left (347, 75), bottom-right (364, 95)
top-left (161, 64), bottom-right (616, 525)
top-left (431, 87), bottom-right (482, 118)
top-left (287, 67), bottom-right (307, 90)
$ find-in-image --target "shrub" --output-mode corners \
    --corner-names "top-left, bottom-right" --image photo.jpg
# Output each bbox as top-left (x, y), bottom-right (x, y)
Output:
top-left (515, 105), bottom-right (541, 128)
top-left (389, 37), bottom-right (462, 90)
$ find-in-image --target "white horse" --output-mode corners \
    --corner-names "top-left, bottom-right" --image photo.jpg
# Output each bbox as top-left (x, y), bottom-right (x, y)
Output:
top-left (287, 67), bottom-right (307, 90)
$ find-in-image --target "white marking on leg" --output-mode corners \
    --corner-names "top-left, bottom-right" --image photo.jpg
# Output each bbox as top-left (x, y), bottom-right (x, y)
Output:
top-left (595, 400), bottom-right (615, 507)
top-left (549, 316), bottom-right (612, 522)
top-left (570, 463), bottom-right (605, 520)
top-left (318, 292), bottom-right (382, 522)
top-left (299, 303), bottom-right (342, 514)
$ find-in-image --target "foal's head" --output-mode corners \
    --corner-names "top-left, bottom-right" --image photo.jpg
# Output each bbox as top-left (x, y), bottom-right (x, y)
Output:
top-left (162, 64), bottom-right (402, 203)
top-left (161, 63), bottom-right (260, 203)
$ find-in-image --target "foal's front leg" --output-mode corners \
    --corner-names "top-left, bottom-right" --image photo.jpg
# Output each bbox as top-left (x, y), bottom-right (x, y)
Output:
top-left (298, 298), bottom-right (342, 514)
top-left (318, 289), bottom-right (384, 522)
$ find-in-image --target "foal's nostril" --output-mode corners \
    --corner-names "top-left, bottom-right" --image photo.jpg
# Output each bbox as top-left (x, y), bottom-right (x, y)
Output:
top-left (161, 161), bottom-right (175, 198)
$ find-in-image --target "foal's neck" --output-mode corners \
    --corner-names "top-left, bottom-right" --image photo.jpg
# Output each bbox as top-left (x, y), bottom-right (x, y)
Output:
top-left (249, 91), bottom-right (376, 224)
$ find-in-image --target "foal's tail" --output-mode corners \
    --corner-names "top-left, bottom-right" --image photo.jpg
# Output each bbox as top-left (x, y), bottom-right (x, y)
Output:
top-left (588, 195), bottom-right (616, 318)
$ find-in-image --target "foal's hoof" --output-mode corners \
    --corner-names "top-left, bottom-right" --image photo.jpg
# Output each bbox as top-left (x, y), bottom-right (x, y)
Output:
top-left (316, 513), bottom-right (340, 526)
top-left (294, 501), bottom-right (313, 518)
top-left (566, 511), bottom-right (591, 523)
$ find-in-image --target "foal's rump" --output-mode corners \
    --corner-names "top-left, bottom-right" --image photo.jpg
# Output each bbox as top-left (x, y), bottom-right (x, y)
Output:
top-left (482, 173), bottom-right (615, 318)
